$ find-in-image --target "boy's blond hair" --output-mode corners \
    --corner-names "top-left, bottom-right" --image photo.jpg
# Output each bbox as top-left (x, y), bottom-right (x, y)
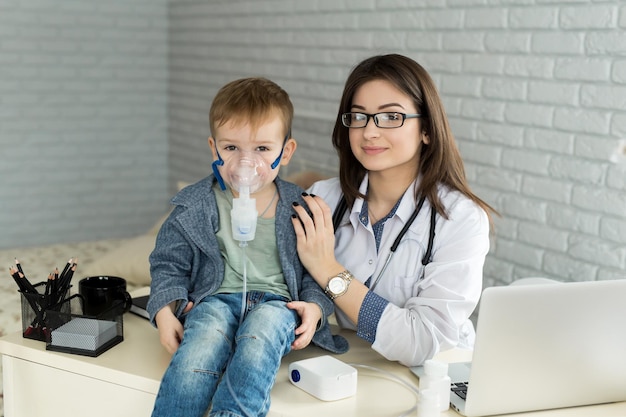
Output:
top-left (209, 77), bottom-right (293, 137)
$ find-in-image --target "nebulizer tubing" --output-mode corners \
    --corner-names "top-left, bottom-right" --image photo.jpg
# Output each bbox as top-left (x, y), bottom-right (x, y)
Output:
top-left (225, 240), bottom-right (253, 416)
top-left (216, 152), bottom-right (263, 417)
top-left (227, 157), bottom-right (259, 357)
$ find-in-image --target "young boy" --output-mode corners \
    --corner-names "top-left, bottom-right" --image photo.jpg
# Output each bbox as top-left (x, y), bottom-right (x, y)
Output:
top-left (147, 77), bottom-right (347, 417)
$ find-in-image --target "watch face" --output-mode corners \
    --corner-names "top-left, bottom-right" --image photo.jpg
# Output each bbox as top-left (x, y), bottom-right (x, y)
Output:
top-left (329, 277), bottom-right (346, 294)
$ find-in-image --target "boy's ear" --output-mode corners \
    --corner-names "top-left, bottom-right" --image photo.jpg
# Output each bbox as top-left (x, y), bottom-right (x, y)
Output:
top-left (279, 138), bottom-right (297, 166)
top-left (208, 137), bottom-right (219, 160)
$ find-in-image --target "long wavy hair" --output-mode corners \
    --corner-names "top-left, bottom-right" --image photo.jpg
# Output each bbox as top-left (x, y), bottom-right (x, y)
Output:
top-left (332, 54), bottom-right (496, 221)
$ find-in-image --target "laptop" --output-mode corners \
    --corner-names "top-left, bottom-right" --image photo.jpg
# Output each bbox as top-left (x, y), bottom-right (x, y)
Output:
top-left (411, 279), bottom-right (626, 416)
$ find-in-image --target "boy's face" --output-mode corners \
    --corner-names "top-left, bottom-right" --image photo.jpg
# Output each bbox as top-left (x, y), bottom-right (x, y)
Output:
top-left (208, 116), bottom-right (296, 194)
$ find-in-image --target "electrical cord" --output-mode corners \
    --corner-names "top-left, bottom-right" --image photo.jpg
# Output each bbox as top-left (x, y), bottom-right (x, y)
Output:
top-left (348, 363), bottom-right (420, 417)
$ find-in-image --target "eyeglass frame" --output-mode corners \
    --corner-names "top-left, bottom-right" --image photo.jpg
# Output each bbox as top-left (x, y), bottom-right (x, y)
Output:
top-left (341, 112), bottom-right (422, 129)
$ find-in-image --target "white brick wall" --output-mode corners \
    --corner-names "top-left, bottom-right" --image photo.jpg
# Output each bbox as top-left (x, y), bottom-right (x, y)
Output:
top-left (0, 0), bottom-right (169, 249)
top-left (2, 1), bottom-right (624, 287)
top-left (168, 0), bottom-right (626, 286)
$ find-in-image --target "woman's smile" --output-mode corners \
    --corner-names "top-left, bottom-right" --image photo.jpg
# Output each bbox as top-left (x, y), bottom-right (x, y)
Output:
top-left (361, 145), bottom-right (387, 155)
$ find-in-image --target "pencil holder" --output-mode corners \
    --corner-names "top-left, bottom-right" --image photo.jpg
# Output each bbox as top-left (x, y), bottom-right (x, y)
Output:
top-left (20, 282), bottom-right (71, 342)
top-left (45, 296), bottom-right (124, 357)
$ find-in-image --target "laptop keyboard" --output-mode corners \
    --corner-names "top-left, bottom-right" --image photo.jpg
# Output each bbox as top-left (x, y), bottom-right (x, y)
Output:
top-left (451, 382), bottom-right (469, 400)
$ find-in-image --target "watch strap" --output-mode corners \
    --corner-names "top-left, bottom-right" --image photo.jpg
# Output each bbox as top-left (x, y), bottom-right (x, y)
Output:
top-left (324, 270), bottom-right (354, 300)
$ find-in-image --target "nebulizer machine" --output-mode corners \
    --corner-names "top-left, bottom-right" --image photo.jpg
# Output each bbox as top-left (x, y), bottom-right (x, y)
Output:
top-left (212, 149), bottom-right (270, 298)
top-left (212, 145), bottom-right (279, 241)
top-left (224, 153), bottom-right (266, 242)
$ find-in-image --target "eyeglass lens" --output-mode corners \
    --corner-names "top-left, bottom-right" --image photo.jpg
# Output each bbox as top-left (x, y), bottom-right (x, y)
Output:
top-left (341, 112), bottom-right (420, 128)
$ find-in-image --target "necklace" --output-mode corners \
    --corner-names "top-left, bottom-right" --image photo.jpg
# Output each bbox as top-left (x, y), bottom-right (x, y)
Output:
top-left (368, 207), bottom-right (379, 224)
top-left (368, 201), bottom-right (391, 225)
top-left (259, 187), bottom-right (278, 218)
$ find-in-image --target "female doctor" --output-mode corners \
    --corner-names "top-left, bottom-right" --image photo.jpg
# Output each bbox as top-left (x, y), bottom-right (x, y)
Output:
top-left (291, 54), bottom-right (496, 367)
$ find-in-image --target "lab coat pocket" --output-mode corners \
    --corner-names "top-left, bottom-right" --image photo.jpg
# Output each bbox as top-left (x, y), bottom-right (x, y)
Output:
top-left (391, 274), bottom-right (420, 301)
top-left (387, 237), bottom-right (426, 300)
top-left (387, 236), bottom-right (425, 277)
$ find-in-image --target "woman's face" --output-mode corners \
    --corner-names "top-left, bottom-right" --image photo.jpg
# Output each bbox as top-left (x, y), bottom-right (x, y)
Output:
top-left (348, 79), bottom-right (428, 179)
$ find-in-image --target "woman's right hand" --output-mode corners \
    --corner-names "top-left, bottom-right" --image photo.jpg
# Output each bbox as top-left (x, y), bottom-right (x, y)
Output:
top-left (293, 193), bottom-right (369, 324)
top-left (291, 194), bottom-right (344, 283)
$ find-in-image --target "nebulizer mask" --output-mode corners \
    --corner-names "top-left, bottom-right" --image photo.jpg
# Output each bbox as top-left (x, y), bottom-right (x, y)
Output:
top-left (213, 150), bottom-right (273, 242)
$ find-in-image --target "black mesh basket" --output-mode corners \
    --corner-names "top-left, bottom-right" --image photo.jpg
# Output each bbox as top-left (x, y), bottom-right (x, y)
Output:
top-left (45, 296), bottom-right (124, 357)
top-left (20, 282), bottom-right (71, 342)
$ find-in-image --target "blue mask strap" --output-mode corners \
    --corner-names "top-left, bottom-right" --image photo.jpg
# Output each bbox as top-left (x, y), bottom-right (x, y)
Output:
top-left (212, 148), bottom-right (227, 190)
top-left (270, 131), bottom-right (290, 170)
top-left (213, 130), bottom-right (290, 188)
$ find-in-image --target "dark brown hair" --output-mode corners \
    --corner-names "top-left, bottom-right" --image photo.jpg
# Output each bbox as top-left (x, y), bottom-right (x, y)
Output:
top-left (332, 54), bottom-right (496, 221)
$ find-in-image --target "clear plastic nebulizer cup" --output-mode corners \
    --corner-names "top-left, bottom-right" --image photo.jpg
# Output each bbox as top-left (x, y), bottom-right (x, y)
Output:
top-left (224, 153), bottom-right (266, 196)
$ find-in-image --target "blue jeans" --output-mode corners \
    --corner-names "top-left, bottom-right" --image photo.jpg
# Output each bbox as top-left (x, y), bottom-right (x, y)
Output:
top-left (151, 292), bottom-right (297, 417)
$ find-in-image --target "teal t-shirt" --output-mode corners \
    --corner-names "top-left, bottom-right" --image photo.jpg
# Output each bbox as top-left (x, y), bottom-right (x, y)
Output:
top-left (213, 184), bottom-right (290, 300)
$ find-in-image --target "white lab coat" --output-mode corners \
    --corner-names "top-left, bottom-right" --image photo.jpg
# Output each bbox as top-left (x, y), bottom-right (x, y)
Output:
top-left (308, 175), bottom-right (489, 367)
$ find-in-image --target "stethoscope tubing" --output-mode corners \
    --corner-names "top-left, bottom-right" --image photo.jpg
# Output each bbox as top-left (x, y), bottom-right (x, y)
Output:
top-left (369, 196), bottom-right (427, 291)
top-left (332, 194), bottom-right (437, 293)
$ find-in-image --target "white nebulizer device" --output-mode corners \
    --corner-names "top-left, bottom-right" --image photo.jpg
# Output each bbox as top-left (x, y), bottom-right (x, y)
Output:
top-left (228, 155), bottom-right (264, 242)
top-left (288, 355), bottom-right (357, 401)
top-left (215, 151), bottom-right (270, 243)
top-left (231, 185), bottom-right (257, 241)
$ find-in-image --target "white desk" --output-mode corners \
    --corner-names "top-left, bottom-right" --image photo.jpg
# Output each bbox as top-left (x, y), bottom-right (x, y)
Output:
top-left (2, 299), bottom-right (626, 417)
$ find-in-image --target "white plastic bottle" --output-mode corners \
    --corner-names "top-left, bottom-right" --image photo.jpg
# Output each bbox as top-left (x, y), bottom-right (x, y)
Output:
top-left (419, 359), bottom-right (451, 412)
top-left (417, 388), bottom-right (440, 417)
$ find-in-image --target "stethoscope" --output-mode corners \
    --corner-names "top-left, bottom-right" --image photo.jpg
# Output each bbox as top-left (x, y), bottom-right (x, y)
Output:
top-left (332, 194), bottom-right (436, 291)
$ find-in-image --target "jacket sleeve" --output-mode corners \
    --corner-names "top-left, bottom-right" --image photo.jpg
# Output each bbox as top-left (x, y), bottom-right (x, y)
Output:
top-left (147, 208), bottom-right (193, 325)
top-left (299, 270), bottom-right (334, 327)
top-left (276, 177), bottom-right (336, 327)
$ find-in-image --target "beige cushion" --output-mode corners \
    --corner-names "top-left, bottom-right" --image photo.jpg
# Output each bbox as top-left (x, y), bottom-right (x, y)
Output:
top-left (284, 170), bottom-right (329, 190)
top-left (80, 234), bottom-right (156, 287)
top-left (147, 211), bottom-right (172, 236)
top-left (79, 188), bottom-right (182, 286)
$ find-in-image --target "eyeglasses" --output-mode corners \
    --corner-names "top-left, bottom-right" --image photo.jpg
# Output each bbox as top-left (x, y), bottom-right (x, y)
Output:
top-left (341, 112), bottom-right (421, 129)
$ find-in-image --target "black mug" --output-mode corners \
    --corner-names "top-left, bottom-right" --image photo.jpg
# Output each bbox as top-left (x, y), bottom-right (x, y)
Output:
top-left (79, 276), bottom-right (132, 318)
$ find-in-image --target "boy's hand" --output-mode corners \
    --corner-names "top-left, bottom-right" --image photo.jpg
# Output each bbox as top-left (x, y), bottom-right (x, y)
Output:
top-left (155, 301), bottom-right (193, 354)
top-left (287, 301), bottom-right (322, 350)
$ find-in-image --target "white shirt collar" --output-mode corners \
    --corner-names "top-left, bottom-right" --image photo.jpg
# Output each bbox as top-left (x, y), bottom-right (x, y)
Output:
top-left (350, 173), bottom-right (423, 227)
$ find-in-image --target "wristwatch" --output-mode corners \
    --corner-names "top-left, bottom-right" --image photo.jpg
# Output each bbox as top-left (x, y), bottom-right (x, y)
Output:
top-left (325, 270), bottom-right (354, 300)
